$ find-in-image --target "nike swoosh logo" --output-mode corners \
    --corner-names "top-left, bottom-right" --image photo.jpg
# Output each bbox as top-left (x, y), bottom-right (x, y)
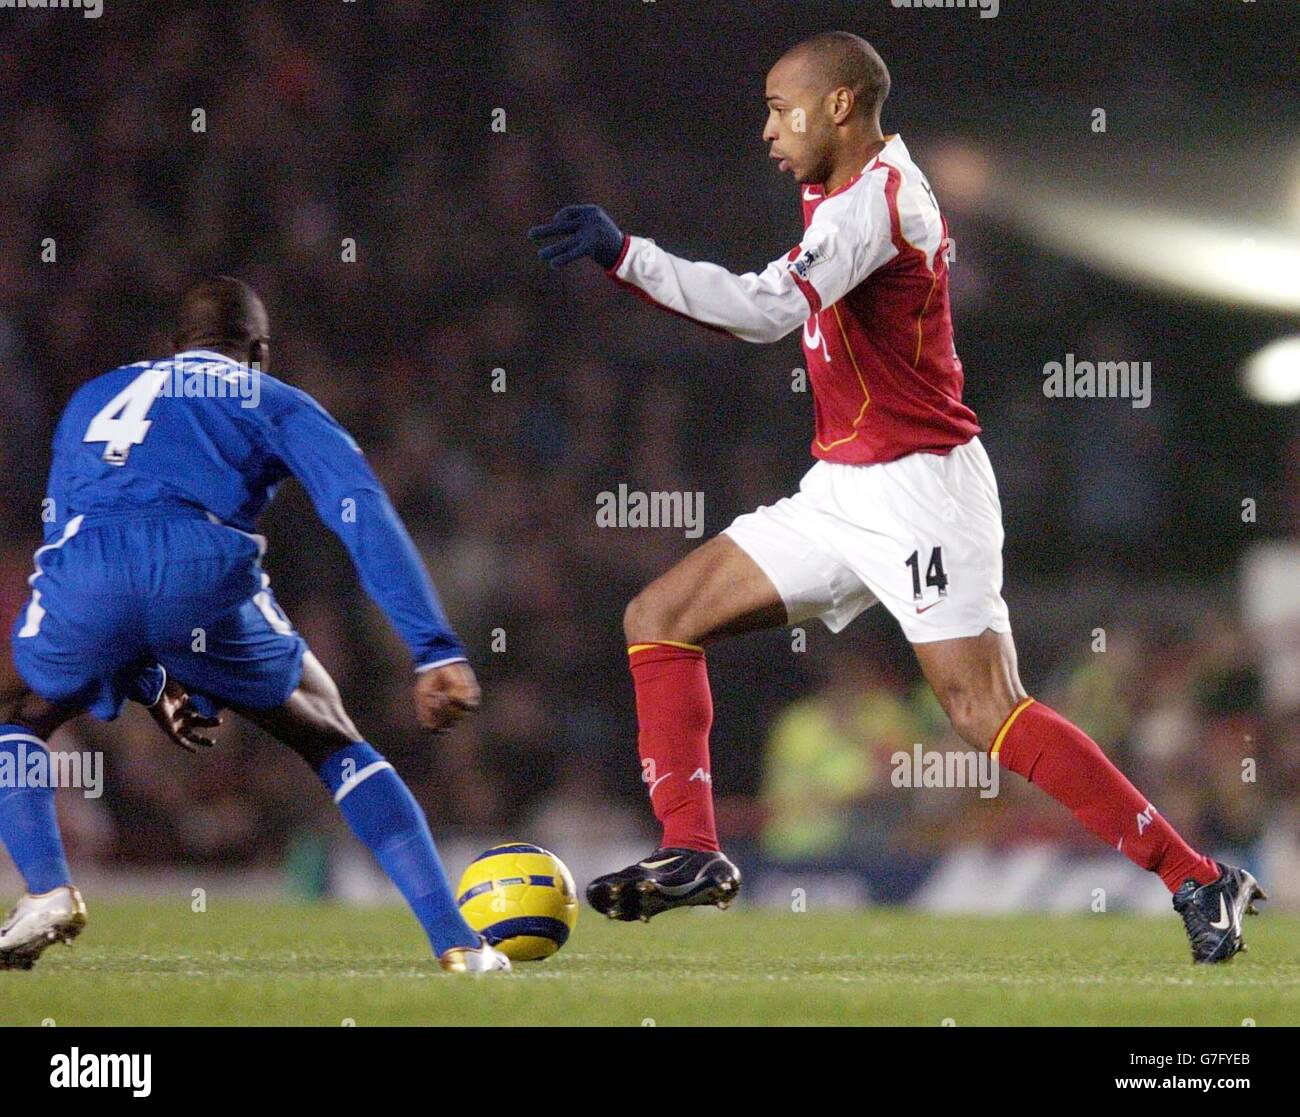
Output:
top-left (639, 856), bottom-right (682, 870)
top-left (1210, 894), bottom-right (1231, 930)
top-left (802, 187), bottom-right (819, 201)
top-left (915, 600), bottom-right (945, 614)
top-left (653, 857), bottom-right (727, 896)
top-left (647, 772), bottom-right (672, 797)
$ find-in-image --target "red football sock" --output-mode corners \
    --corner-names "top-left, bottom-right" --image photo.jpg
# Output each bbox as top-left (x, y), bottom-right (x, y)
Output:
top-left (627, 642), bottom-right (719, 852)
top-left (993, 699), bottom-right (1219, 892)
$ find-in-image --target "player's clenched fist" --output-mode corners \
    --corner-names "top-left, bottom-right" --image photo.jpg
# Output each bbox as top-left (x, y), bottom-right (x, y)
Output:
top-left (414, 661), bottom-right (481, 731)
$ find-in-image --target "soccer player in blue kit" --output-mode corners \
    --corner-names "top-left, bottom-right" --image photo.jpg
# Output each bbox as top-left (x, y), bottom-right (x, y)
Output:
top-left (0, 277), bottom-right (511, 974)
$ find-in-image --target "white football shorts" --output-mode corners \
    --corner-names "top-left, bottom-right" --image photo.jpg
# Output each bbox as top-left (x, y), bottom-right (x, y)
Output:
top-left (724, 437), bottom-right (1012, 644)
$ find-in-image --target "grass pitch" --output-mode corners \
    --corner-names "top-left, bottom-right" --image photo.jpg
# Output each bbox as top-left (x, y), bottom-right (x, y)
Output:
top-left (2, 900), bottom-right (1297, 1026)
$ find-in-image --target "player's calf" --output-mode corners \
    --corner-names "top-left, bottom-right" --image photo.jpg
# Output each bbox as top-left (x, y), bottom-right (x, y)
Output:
top-left (0, 724), bottom-right (79, 969)
top-left (243, 652), bottom-right (485, 963)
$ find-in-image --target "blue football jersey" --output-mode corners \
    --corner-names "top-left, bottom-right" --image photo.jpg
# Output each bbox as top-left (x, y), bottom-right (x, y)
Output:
top-left (41, 349), bottom-right (465, 670)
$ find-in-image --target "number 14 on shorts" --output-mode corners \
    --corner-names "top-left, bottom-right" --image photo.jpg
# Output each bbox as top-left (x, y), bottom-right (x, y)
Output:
top-left (906, 546), bottom-right (948, 610)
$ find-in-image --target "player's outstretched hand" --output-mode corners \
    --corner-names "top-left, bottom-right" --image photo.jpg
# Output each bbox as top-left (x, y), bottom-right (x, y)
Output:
top-left (529, 204), bottom-right (625, 270)
top-left (147, 678), bottom-right (222, 754)
top-left (414, 661), bottom-right (481, 732)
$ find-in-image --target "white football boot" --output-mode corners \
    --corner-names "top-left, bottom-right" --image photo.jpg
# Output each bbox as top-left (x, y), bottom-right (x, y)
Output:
top-left (437, 935), bottom-right (512, 975)
top-left (0, 885), bottom-right (87, 971)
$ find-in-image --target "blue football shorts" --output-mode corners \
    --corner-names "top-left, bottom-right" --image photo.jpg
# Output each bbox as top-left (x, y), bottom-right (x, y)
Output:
top-left (10, 510), bottom-right (306, 720)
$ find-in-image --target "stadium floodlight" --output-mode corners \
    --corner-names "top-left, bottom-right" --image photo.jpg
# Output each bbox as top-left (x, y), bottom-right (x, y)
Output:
top-left (1240, 335), bottom-right (1300, 406)
top-left (1006, 194), bottom-right (1300, 313)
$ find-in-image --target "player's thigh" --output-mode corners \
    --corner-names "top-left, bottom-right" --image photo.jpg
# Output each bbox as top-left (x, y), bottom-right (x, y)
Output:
top-left (235, 650), bottom-right (360, 769)
top-left (709, 470), bottom-right (881, 644)
top-left (154, 588), bottom-right (306, 716)
top-left (623, 534), bottom-right (789, 646)
top-left (912, 629), bottom-right (1027, 747)
top-left (9, 569), bottom-right (144, 723)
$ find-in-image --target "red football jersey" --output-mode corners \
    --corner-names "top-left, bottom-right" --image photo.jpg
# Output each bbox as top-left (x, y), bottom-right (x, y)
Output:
top-left (794, 140), bottom-right (979, 463)
top-left (608, 134), bottom-right (979, 464)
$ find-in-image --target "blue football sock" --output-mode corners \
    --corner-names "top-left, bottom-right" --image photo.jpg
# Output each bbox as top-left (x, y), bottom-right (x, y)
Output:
top-left (0, 728), bottom-right (72, 895)
top-left (318, 742), bottom-right (478, 955)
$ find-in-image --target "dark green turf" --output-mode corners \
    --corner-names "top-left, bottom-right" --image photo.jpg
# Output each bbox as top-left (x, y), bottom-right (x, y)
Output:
top-left (2, 900), bottom-right (1296, 1026)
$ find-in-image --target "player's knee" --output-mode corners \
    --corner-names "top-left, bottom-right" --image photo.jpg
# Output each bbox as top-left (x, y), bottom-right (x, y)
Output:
top-left (623, 587), bottom-right (682, 645)
top-left (295, 689), bottom-right (360, 754)
top-left (294, 656), bottom-right (360, 739)
top-left (311, 694), bottom-right (360, 746)
top-left (624, 590), bottom-right (703, 646)
top-left (936, 685), bottom-right (1013, 750)
top-left (622, 593), bottom-right (647, 644)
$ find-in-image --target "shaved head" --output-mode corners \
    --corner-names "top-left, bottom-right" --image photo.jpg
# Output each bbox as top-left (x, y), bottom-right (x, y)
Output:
top-left (780, 31), bottom-right (890, 120)
top-left (763, 32), bottom-right (890, 190)
top-left (173, 276), bottom-right (270, 361)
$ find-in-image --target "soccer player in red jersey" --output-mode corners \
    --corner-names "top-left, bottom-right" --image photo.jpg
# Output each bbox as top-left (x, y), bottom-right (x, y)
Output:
top-left (531, 32), bottom-right (1263, 962)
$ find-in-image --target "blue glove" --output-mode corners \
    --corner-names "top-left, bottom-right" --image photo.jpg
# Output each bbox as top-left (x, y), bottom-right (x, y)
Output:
top-left (529, 204), bottom-right (625, 270)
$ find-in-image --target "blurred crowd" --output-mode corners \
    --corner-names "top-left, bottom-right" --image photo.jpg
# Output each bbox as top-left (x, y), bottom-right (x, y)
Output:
top-left (0, 3), bottom-right (1295, 876)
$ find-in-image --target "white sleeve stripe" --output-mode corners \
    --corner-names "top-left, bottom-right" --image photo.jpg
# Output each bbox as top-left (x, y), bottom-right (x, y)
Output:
top-left (333, 760), bottom-right (394, 804)
top-left (415, 656), bottom-right (468, 673)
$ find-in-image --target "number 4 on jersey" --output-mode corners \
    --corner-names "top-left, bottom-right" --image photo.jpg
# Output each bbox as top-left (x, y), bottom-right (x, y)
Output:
top-left (905, 546), bottom-right (948, 601)
top-left (83, 367), bottom-right (167, 465)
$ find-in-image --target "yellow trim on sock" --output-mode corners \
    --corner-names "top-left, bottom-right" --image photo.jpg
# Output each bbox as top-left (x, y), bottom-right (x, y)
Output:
top-left (627, 640), bottom-right (705, 655)
top-left (990, 697), bottom-right (1036, 759)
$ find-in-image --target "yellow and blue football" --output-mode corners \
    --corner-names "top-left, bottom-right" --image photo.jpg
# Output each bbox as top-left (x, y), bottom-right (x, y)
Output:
top-left (455, 843), bottom-right (578, 961)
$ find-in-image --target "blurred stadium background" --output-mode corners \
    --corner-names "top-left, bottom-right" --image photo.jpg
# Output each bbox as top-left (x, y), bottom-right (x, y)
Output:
top-left (1, 0), bottom-right (1297, 916)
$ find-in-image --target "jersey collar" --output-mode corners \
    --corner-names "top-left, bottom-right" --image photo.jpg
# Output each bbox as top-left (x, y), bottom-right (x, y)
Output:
top-left (820, 133), bottom-right (902, 200)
